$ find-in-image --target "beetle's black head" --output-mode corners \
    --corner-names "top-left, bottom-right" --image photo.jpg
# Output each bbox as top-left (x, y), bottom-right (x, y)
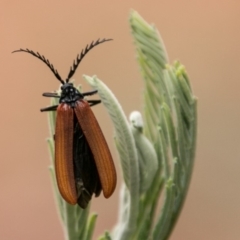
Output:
top-left (12, 38), bottom-right (112, 111)
top-left (60, 83), bottom-right (83, 107)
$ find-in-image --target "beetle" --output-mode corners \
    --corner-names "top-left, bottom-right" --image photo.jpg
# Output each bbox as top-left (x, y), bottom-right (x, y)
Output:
top-left (13, 39), bottom-right (117, 208)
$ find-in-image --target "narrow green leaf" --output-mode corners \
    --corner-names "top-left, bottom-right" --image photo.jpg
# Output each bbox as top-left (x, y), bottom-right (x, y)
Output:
top-left (84, 213), bottom-right (98, 240)
top-left (83, 75), bottom-right (140, 240)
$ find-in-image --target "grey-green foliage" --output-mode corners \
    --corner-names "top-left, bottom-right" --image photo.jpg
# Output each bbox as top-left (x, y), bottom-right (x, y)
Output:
top-left (129, 11), bottom-right (197, 240)
top-left (83, 75), bottom-right (140, 240)
top-left (46, 10), bottom-right (197, 240)
top-left (129, 111), bottom-right (158, 194)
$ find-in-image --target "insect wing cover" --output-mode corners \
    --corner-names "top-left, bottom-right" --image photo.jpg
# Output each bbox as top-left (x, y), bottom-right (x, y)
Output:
top-left (55, 103), bottom-right (77, 205)
top-left (74, 100), bottom-right (117, 198)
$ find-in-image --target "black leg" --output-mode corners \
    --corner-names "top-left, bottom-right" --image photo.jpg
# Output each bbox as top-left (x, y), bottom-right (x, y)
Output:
top-left (40, 105), bottom-right (58, 112)
top-left (87, 100), bottom-right (101, 107)
top-left (42, 92), bottom-right (60, 98)
top-left (82, 90), bottom-right (98, 97)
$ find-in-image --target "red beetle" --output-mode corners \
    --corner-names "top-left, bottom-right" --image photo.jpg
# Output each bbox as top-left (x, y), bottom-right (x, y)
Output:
top-left (13, 39), bottom-right (117, 208)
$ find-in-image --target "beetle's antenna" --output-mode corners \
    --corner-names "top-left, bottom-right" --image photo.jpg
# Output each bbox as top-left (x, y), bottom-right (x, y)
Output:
top-left (66, 38), bottom-right (113, 83)
top-left (12, 48), bottom-right (65, 84)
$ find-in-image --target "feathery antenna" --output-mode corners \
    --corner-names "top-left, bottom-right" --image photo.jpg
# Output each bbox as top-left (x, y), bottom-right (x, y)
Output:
top-left (12, 49), bottom-right (65, 84)
top-left (66, 38), bottom-right (113, 82)
top-left (13, 38), bottom-right (113, 84)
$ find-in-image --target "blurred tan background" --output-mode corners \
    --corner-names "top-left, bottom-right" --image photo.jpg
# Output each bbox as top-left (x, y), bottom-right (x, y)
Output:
top-left (1, 1), bottom-right (240, 239)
